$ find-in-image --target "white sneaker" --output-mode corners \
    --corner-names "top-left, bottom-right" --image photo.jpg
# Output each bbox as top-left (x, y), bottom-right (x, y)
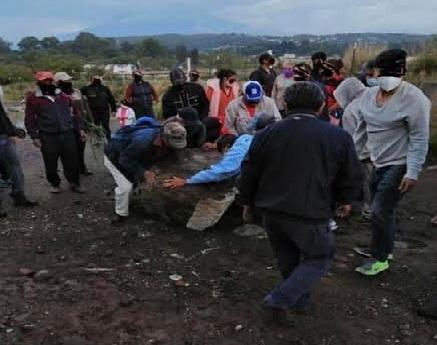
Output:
top-left (329, 219), bottom-right (338, 231)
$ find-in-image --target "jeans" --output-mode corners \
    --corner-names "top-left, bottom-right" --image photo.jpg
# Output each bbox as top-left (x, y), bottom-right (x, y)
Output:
top-left (370, 165), bottom-right (406, 261)
top-left (104, 156), bottom-right (133, 216)
top-left (262, 211), bottom-right (335, 308)
top-left (40, 131), bottom-right (80, 187)
top-left (0, 141), bottom-right (25, 196)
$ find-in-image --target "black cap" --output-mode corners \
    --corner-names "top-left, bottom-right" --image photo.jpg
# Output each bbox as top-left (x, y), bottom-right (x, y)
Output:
top-left (375, 49), bottom-right (407, 77)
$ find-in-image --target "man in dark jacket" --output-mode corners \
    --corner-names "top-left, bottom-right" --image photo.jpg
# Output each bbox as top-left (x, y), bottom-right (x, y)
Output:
top-left (124, 70), bottom-right (159, 119)
top-left (104, 116), bottom-right (187, 224)
top-left (249, 53), bottom-right (277, 97)
top-left (25, 71), bottom-right (85, 194)
top-left (161, 68), bottom-right (209, 120)
top-left (239, 82), bottom-right (363, 313)
top-left (0, 100), bottom-right (38, 216)
top-left (81, 76), bottom-right (116, 140)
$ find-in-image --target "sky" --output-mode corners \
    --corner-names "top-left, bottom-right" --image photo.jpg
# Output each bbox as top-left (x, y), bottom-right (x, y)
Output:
top-left (1, 0), bottom-right (436, 42)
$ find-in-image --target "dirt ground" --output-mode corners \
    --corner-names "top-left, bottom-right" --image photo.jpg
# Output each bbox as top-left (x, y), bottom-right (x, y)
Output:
top-left (1, 135), bottom-right (437, 345)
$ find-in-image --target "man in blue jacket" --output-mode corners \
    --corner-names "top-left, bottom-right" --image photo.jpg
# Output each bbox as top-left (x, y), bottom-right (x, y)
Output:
top-left (104, 116), bottom-right (187, 224)
top-left (239, 82), bottom-right (363, 313)
top-left (162, 113), bottom-right (275, 189)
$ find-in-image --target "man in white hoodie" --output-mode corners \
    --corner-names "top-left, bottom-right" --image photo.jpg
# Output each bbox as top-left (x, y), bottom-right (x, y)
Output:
top-left (353, 49), bottom-right (431, 276)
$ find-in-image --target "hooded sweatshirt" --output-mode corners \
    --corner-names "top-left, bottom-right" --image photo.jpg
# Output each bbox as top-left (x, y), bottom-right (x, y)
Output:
top-left (355, 81), bottom-right (430, 180)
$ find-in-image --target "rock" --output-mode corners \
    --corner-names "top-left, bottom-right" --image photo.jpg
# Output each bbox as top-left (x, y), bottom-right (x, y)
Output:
top-left (169, 274), bottom-right (183, 282)
top-left (131, 149), bottom-right (240, 230)
top-left (34, 269), bottom-right (52, 281)
top-left (233, 224), bottom-right (267, 237)
top-left (19, 268), bottom-right (35, 276)
top-left (235, 325), bottom-right (244, 331)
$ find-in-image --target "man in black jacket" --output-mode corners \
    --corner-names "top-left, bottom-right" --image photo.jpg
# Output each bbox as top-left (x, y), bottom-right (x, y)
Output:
top-left (0, 100), bottom-right (38, 217)
top-left (239, 82), bottom-right (362, 312)
top-left (249, 53), bottom-right (277, 97)
top-left (81, 76), bottom-right (116, 140)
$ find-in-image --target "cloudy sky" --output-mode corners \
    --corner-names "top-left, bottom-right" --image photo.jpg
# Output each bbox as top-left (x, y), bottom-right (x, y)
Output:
top-left (1, 0), bottom-right (436, 42)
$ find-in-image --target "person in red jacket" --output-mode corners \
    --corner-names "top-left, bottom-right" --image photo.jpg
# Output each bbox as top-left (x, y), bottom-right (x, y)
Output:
top-left (322, 59), bottom-right (345, 125)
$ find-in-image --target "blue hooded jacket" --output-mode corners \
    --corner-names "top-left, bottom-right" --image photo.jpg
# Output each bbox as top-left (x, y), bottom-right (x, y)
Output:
top-left (187, 134), bottom-right (253, 184)
top-left (104, 117), bottom-right (161, 182)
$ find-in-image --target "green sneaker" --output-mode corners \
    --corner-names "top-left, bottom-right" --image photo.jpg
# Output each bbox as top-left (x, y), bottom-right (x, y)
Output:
top-left (355, 259), bottom-right (389, 276)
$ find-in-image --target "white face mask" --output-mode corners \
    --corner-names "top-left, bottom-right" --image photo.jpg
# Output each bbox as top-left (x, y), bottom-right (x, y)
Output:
top-left (378, 76), bottom-right (402, 92)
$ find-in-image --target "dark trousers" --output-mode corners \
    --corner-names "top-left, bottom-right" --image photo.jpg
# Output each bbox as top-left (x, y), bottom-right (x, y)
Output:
top-left (370, 165), bottom-right (406, 261)
top-left (263, 211), bottom-right (335, 308)
top-left (133, 104), bottom-right (154, 119)
top-left (91, 111), bottom-right (111, 140)
top-left (0, 141), bottom-right (25, 196)
top-left (40, 132), bottom-right (80, 187)
top-left (75, 132), bottom-right (87, 173)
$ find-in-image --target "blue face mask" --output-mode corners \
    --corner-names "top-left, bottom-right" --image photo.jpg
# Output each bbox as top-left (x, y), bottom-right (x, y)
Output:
top-left (366, 78), bottom-right (379, 87)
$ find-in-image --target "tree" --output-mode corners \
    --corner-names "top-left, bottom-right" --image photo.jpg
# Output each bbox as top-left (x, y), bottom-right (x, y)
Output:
top-left (190, 48), bottom-right (200, 66)
top-left (138, 38), bottom-right (167, 58)
top-left (70, 32), bottom-right (110, 56)
top-left (40, 36), bottom-right (60, 51)
top-left (18, 36), bottom-right (41, 51)
top-left (0, 37), bottom-right (11, 54)
top-left (175, 44), bottom-right (188, 63)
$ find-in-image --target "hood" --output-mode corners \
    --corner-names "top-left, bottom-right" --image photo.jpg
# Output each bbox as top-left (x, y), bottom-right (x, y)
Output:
top-left (333, 77), bottom-right (366, 109)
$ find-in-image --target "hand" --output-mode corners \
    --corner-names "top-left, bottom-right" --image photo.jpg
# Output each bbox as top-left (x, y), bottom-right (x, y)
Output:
top-left (162, 176), bottom-right (187, 189)
top-left (32, 139), bottom-right (42, 148)
top-left (144, 170), bottom-right (157, 186)
top-left (399, 178), bottom-right (417, 194)
top-left (203, 142), bottom-right (218, 151)
top-left (242, 205), bottom-right (253, 223)
top-left (336, 205), bottom-right (352, 218)
top-left (79, 130), bottom-right (87, 142)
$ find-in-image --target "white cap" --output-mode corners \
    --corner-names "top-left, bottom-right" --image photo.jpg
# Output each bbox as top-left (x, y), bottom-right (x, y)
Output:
top-left (54, 72), bottom-right (73, 82)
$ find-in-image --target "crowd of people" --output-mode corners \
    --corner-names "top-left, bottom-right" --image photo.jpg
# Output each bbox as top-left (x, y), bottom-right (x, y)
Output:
top-left (0, 48), bottom-right (436, 318)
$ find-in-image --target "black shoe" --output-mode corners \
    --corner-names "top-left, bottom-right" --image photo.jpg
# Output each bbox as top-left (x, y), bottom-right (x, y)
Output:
top-left (111, 214), bottom-right (128, 225)
top-left (80, 170), bottom-right (93, 176)
top-left (11, 194), bottom-right (39, 207)
top-left (70, 184), bottom-right (86, 194)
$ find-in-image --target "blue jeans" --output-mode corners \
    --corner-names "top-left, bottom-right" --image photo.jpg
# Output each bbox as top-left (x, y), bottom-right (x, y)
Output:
top-left (0, 141), bottom-right (25, 196)
top-left (370, 165), bottom-right (406, 261)
top-left (262, 211), bottom-right (335, 308)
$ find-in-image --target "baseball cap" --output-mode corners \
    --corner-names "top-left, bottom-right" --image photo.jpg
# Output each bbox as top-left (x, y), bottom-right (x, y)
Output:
top-left (162, 117), bottom-right (187, 149)
top-left (243, 81), bottom-right (263, 102)
top-left (34, 71), bottom-right (54, 81)
top-left (54, 72), bottom-right (73, 82)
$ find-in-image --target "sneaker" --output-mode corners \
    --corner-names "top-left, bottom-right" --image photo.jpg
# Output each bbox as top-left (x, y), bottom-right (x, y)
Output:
top-left (11, 193), bottom-right (39, 207)
top-left (49, 186), bottom-right (61, 194)
top-left (70, 184), bottom-right (86, 194)
top-left (353, 247), bottom-right (393, 261)
top-left (263, 293), bottom-right (289, 312)
top-left (355, 259), bottom-right (389, 276)
top-left (361, 209), bottom-right (372, 221)
top-left (111, 214), bottom-right (128, 225)
top-left (329, 219), bottom-right (338, 231)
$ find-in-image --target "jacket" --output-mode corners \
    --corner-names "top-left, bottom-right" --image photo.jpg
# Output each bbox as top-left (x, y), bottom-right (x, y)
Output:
top-left (225, 96), bottom-right (281, 135)
top-left (0, 101), bottom-right (17, 137)
top-left (249, 67), bottom-right (277, 97)
top-left (187, 134), bottom-right (253, 184)
top-left (104, 117), bottom-right (163, 183)
top-left (80, 84), bottom-right (116, 113)
top-left (25, 89), bottom-right (83, 139)
top-left (239, 110), bottom-right (363, 222)
top-left (161, 82), bottom-right (209, 120)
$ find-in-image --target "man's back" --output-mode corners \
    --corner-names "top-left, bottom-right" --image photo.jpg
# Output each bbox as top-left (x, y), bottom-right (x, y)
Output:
top-left (240, 113), bottom-right (362, 221)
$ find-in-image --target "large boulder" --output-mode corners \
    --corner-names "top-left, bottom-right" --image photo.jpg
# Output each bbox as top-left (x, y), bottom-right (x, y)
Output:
top-left (131, 148), bottom-right (242, 230)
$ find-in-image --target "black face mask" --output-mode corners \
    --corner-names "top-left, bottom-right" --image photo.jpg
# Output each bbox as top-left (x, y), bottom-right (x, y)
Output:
top-left (58, 81), bottom-right (74, 95)
top-left (134, 75), bottom-right (142, 83)
top-left (39, 83), bottom-right (57, 96)
top-left (190, 75), bottom-right (200, 82)
top-left (92, 79), bottom-right (102, 86)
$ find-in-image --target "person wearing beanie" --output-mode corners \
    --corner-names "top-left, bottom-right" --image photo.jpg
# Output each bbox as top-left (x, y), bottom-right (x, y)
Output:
top-left (25, 71), bottom-right (85, 194)
top-left (249, 53), bottom-right (277, 97)
top-left (124, 70), bottom-right (159, 119)
top-left (225, 81), bottom-right (281, 135)
top-left (354, 49), bottom-right (431, 276)
top-left (239, 82), bottom-right (362, 313)
top-left (104, 116), bottom-right (187, 224)
top-left (163, 113), bottom-right (276, 189)
top-left (334, 77), bottom-right (372, 219)
top-left (311, 51), bottom-right (327, 85)
top-left (54, 71), bottom-right (92, 176)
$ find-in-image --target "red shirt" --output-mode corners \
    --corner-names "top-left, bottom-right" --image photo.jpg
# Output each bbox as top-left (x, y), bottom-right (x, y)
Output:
top-left (246, 103), bottom-right (257, 118)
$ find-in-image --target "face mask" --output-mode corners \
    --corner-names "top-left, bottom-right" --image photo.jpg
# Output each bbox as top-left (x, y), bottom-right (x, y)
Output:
top-left (39, 83), bottom-right (57, 96)
top-left (58, 81), bottom-right (73, 95)
top-left (134, 75), bottom-right (142, 83)
top-left (190, 75), bottom-right (200, 82)
top-left (366, 78), bottom-right (379, 87)
top-left (92, 79), bottom-right (102, 86)
top-left (378, 76), bottom-right (402, 92)
top-left (283, 68), bottom-right (294, 78)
